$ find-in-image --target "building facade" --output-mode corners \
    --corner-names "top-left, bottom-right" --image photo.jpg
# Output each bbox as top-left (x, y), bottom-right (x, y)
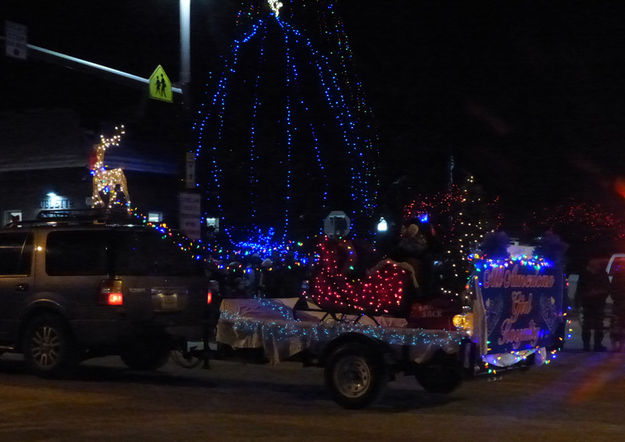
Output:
top-left (0, 108), bottom-right (182, 227)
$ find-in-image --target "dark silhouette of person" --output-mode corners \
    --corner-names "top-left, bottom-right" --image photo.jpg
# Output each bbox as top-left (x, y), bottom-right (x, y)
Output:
top-left (113, 184), bottom-right (127, 206)
top-left (159, 74), bottom-right (166, 96)
top-left (609, 263), bottom-right (625, 351)
top-left (98, 188), bottom-right (111, 207)
top-left (578, 258), bottom-right (610, 351)
top-left (388, 221), bottom-right (430, 293)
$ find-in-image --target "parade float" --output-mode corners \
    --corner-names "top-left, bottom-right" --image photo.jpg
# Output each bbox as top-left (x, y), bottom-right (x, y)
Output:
top-left (191, 231), bottom-right (566, 409)
top-left (160, 0), bottom-right (566, 408)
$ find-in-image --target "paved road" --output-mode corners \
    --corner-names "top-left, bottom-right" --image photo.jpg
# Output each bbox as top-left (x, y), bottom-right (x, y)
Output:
top-left (0, 350), bottom-right (624, 441)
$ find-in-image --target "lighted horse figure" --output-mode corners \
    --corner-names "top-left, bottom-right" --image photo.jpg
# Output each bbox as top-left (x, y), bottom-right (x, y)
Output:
top-left (90, 125), bottom-right (131, 211)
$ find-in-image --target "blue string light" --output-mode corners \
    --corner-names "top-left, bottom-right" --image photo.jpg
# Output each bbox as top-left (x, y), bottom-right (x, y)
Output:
top-left (219, 304), bottom-right (467, 348)
top-left (195, 3), bottom-right (380, 252)
top-left (248, 24), bottom-right (267, 221)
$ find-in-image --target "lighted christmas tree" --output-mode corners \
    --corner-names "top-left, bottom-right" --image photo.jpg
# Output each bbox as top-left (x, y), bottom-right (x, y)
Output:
top-left (404, 174), bottom-right (500, 302)
top-left (194, 0), bottom-right (379, 248)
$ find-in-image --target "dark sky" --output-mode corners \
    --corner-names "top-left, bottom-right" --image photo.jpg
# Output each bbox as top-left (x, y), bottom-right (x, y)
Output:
top-left (3, 1), bottom-right (625, 222)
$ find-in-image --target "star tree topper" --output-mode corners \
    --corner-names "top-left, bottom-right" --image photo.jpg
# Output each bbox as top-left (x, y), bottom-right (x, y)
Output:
top-left (268, 0), bottom-right (283, 16)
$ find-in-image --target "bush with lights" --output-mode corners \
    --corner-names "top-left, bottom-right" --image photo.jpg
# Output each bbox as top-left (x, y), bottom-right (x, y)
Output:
top-left (529, 200), bottom-right (625, 273)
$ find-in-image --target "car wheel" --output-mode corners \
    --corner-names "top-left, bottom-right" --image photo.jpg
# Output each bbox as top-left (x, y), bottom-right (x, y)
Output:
top-left (324, 343), bottom-right (385, 409)
top-left (23, 314), bottom-right (78, 378)
top-left (120, 339), bottom-right (171, 371)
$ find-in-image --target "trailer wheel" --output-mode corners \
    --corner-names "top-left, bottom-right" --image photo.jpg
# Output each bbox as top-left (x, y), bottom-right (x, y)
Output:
top-left (120, 339), bottom-right (171, 371)
top-left (324, 343), bottom-right (385, 409)
top-left (415, 360), bottom-right (462, 394)
top-left (170, 349), bottom-right (202, 369)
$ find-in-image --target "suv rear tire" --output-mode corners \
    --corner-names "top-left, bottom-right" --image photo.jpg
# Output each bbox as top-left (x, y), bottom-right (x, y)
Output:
top-left (120, 338), bottom-right (171, 371)
top-left (23, 314), bottom-right (78, 378)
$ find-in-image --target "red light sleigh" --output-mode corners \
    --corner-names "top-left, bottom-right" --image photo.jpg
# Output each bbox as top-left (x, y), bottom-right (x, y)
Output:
top-left (306, 238), bottom-right (454, 329)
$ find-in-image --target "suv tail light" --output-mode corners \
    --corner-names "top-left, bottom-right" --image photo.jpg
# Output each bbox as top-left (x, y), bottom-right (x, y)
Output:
top-left (207, 280), bottom-right (219, 305)
top-left (99, 279), bottom-right (124, 306)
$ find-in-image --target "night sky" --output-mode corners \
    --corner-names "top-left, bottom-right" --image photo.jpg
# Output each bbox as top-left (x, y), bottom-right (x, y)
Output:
top-left (3, 1), bottom-right (625, 228)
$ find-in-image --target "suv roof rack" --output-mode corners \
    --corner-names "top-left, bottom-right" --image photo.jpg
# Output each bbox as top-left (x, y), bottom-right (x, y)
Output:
top-left (3, 208), bottom-right (137, 228)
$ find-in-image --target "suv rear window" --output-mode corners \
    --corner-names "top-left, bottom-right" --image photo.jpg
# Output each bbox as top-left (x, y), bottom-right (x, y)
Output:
top-left (112, 231), bottom-right (203, 276)
top-left (0, 232), bottom-right (33, 275)
top-left (46, 231), bottom-right (110, 275)
top-left (46, 229), bottom-right (203, 277)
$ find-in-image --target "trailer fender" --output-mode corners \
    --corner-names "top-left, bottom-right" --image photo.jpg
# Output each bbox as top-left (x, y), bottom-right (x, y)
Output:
top-left (320, 332), bottom-right (391, 366)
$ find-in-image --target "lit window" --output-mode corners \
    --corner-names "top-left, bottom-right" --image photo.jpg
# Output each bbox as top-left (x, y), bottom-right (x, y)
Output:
top-left (377, 217), bottom-right (388, 232)
top-left (3, 210), bottom-right (22, 226)
top-left (206, 217), bottom-right (219, 232)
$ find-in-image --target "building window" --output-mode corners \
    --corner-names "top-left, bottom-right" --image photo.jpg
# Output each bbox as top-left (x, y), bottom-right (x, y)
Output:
top-left (3, 210), bottom-right (22, 226)
top-left (40, 192), bottom-right (72, 210)
top-left (206, 217), bottom-right (219, 232)
top-left (148, 211), bottom-right (163, 223)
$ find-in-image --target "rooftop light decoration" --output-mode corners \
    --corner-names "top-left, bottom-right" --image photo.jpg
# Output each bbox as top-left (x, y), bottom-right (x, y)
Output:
top-left (90, 125), bottom-right (130, 211)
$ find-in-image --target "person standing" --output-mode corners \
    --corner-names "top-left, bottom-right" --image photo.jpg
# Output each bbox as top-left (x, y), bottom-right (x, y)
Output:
top-left (578, 258), bottom-right (610, 351)
top-left (389, 221), bottom-right (429, 291)
top-left (609, 263), bottom-right (625, 351)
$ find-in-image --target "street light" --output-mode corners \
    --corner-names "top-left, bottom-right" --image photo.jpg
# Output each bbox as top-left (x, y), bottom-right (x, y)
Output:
top-left (377, 217), bottom-right (388, 232)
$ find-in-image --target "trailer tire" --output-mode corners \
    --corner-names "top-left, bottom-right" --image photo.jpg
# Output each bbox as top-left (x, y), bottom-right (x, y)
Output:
top-left (120, 339), bottom-right (171, 371)
top-left (415, 360), bottom-right (462, 394)
top-left (324, 343), bottom-right (385, 409)
top-left (170, 349), bottom-right (202, 369)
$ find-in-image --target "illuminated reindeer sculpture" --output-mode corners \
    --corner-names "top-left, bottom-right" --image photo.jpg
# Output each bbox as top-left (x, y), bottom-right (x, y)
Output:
top-left (90, 125), bottom-right (131, 211)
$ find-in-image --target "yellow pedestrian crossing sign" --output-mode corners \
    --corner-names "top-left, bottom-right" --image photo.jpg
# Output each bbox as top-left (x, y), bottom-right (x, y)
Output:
top-left (149, 65), bottom-right (173, 103)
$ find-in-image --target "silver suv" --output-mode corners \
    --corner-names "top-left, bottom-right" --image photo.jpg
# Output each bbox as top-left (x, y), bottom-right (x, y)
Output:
top-left (0, 211), bottom-right (213, 377)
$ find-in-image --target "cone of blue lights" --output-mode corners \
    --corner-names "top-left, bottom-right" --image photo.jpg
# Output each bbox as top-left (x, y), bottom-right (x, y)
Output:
top-left (194, 0), bottom-right (379, 254)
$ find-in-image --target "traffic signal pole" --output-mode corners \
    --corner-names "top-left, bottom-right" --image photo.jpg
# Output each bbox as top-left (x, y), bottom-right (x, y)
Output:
top-left (0, 35), bottom-right (183, 96)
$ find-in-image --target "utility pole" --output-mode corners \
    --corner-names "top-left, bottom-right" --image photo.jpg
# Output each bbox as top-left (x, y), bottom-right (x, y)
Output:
top-left (179, 0), bottom-right (191, 104)
top-left (448, 154), bottom-right (455, 191)
top-left (0, 34), bottom-right (183, 96)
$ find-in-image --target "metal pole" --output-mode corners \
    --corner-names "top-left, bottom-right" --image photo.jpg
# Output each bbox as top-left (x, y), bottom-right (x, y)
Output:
top-left (448, 154), bottom-right (455, 191)
top-left (0, 36), bottom-right (183, 95)
top-left (180, 0), bottom-right (191, 86)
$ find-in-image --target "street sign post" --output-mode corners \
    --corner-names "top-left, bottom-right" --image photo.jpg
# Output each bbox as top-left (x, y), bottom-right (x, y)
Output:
top-left (149, 65), bottom-right (173, 103)
top-left (4, 20), bottom-right (27, 60)
top-left (179, 192), bottom-right (201, 240)
top-left (323, 211), bottom-right (351, 238)
top-left (185, 152), bottom-right (196, 189)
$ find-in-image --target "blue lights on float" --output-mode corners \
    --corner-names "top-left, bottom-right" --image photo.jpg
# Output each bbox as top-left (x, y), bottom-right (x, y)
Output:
top-left (219, 297), bottom-right (467, 349)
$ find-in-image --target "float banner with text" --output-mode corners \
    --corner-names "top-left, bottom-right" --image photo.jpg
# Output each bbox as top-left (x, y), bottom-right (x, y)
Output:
top-left (479, 264), bottom-right (564, 354)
